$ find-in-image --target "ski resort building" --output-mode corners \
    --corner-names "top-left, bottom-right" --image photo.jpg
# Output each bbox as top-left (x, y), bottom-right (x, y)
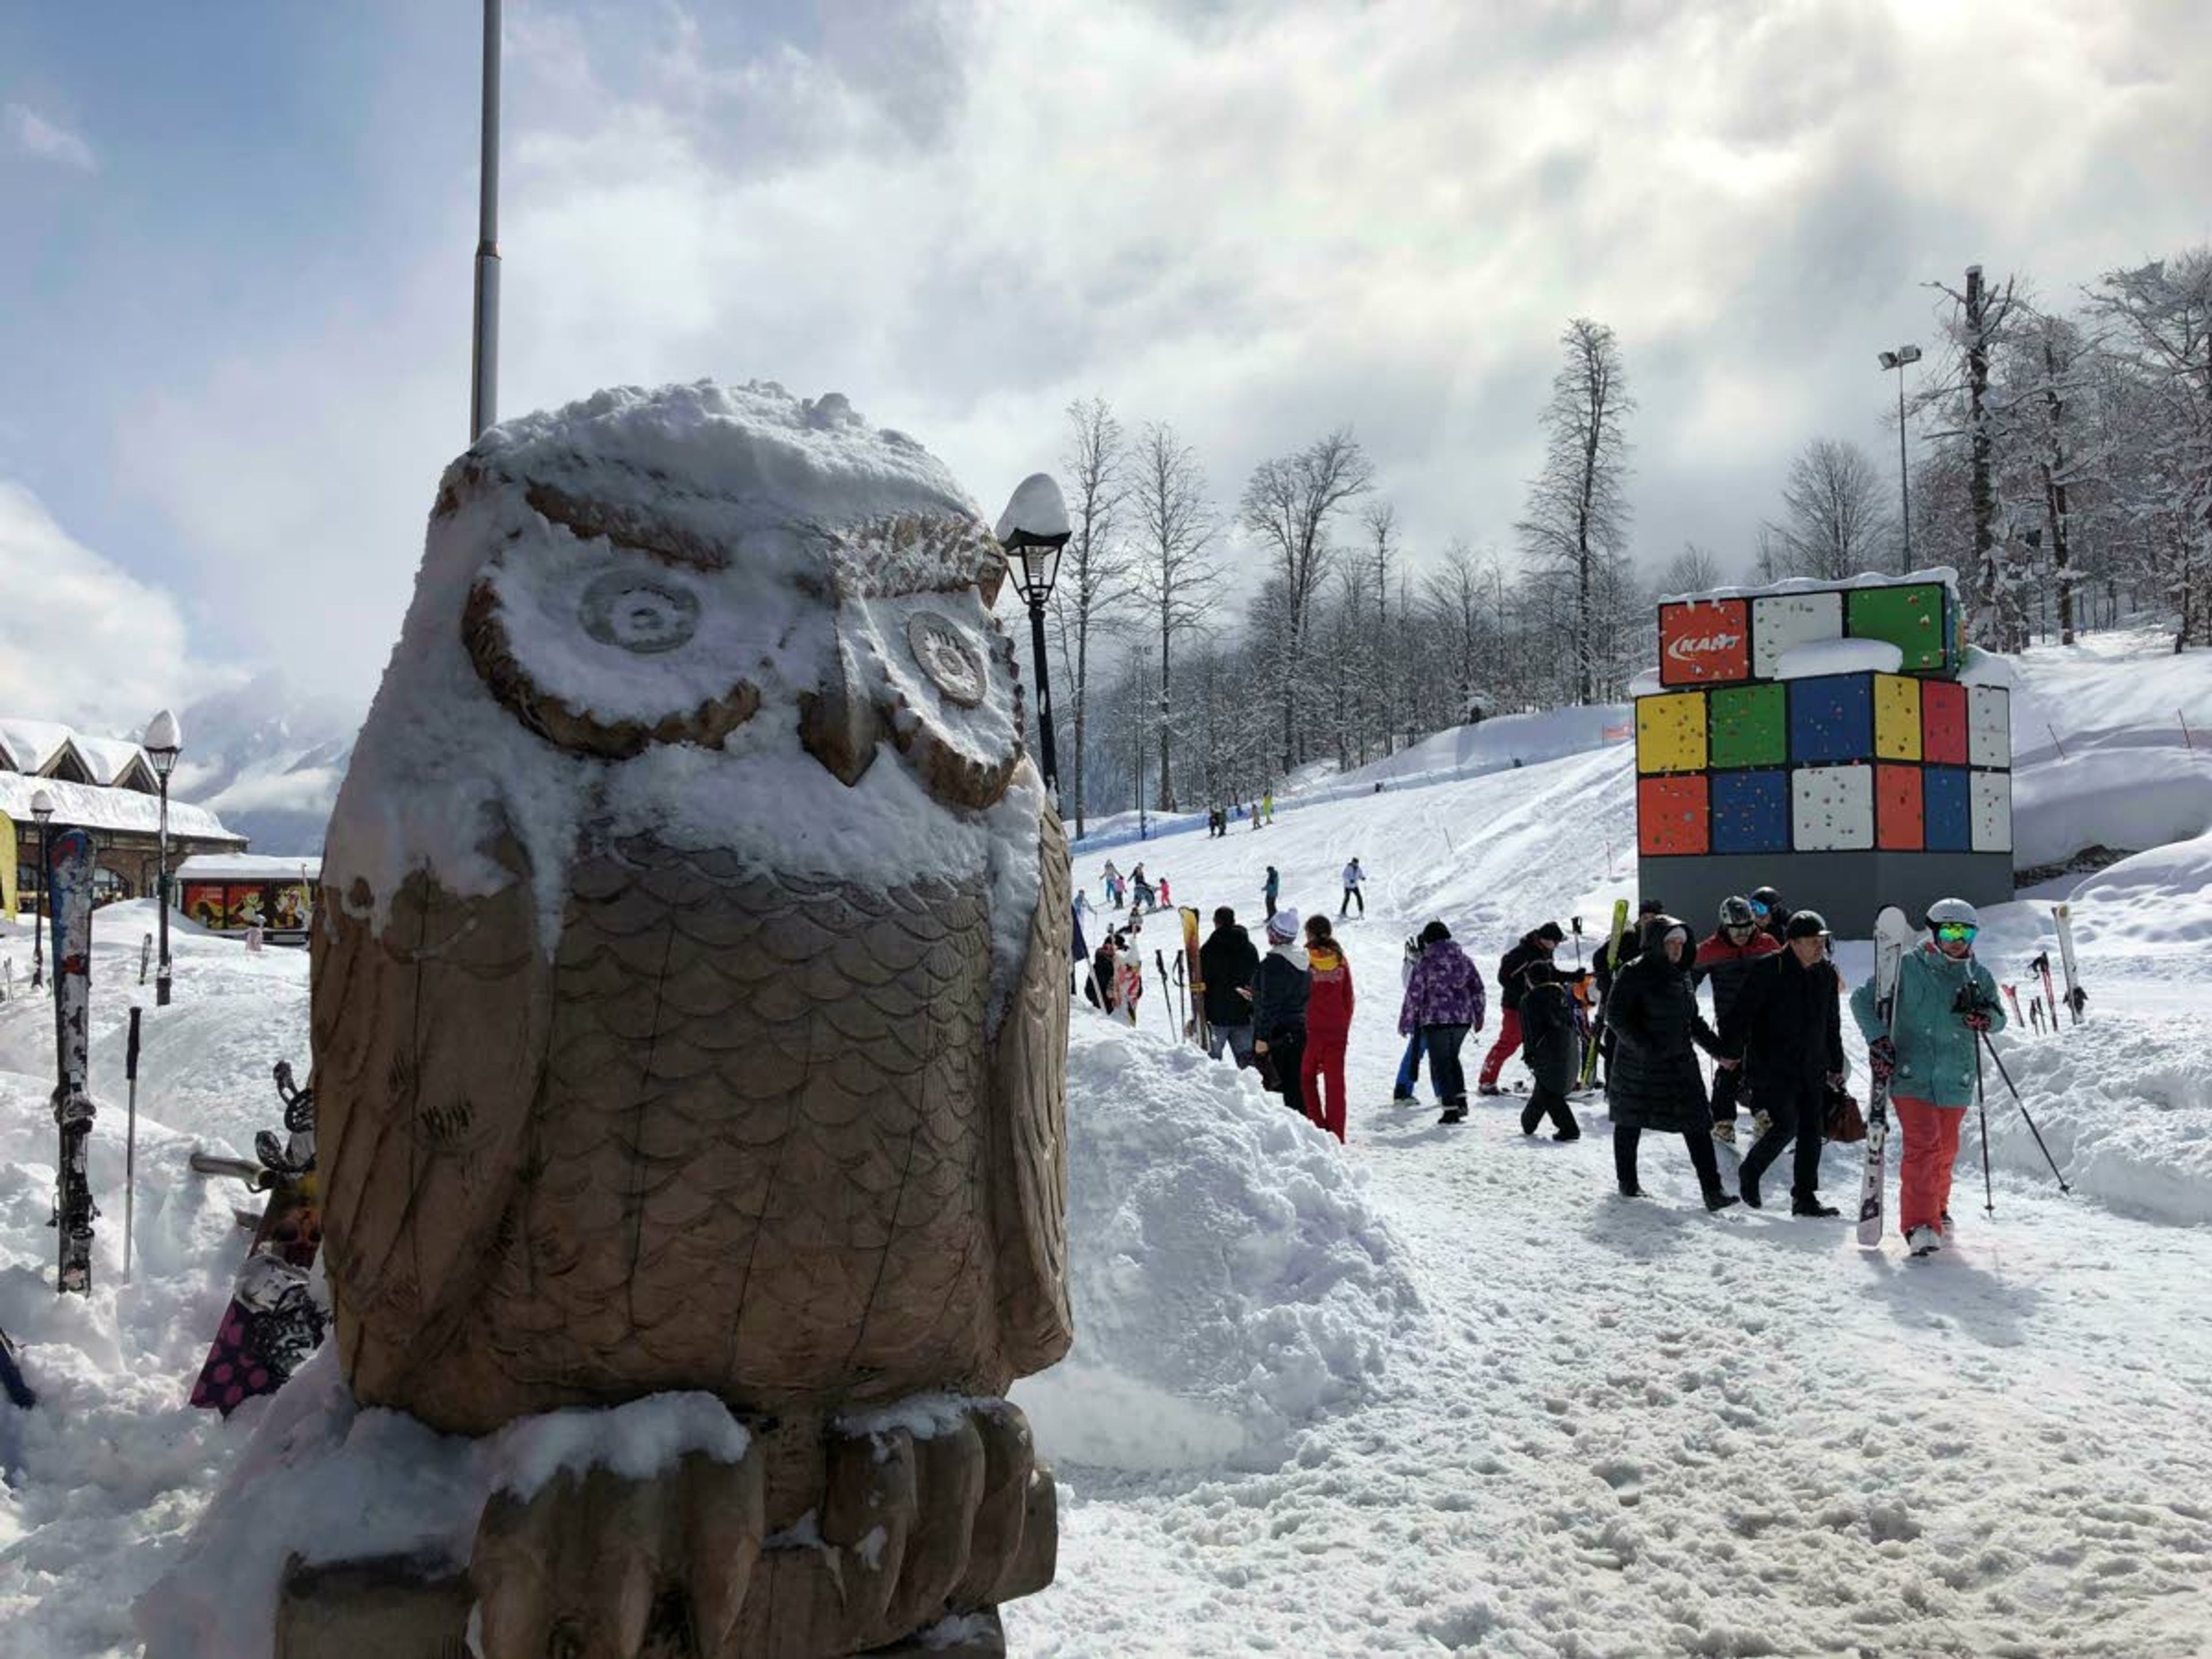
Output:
top-left (173, 853), bottom-right (319, 940)
top-left (1, 718), bottom-right (247, 911)
top-left (1633, 571), bottom-right (2014, 935)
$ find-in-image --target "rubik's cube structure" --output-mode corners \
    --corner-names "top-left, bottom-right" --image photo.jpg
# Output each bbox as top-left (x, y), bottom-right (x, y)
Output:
top-left (1635, 577), bottom-right (2013, 937)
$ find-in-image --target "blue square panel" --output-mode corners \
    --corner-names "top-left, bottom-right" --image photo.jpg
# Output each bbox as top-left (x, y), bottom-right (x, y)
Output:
top-left (1788, 673), bottom-right (1874, 765)
top-left (1711, 769), bottom-right (1790, 854)
top-left (1924, 766), bottom-right (1971, 851)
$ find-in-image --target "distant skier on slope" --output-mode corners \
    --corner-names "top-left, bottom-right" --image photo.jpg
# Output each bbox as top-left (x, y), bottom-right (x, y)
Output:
top-left (1850, 898), bottom-right (2006, 1257)
top-left (1721, 911), bottom-right (1846, 1217)
top-left (1251, 909), bottom-right (1312, 1117)
top-left (1604, 915), bottom-right (1741, 1212)
top-left (1262, 864), bottom-right (1281, 919)
top-left (1340, 857), bottom-right (1366, 918)
top-left (1302, 915), bottom-right (1355, 1143)
top-left (1515, 960), bottom-right (1582, 1141)
top-left (1478, 921), bottom-right (1566, 1094)
top-left (1694, 896), bottom-right (1782, 1145)
top-left (1399, 921), bottom-right (1486, 1124)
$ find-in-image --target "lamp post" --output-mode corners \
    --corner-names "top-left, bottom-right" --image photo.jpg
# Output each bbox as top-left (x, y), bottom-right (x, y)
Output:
top-left (470, 0), bottom-right (502, 438)
top-left (29, 789), bottom-right (53, 991)
top-left (994, 475), bottom-right (1072, 808)
top-left (1878, 344), bottom-right (1923, 570)
top-left (143, 710), bottom-right (183, 1007)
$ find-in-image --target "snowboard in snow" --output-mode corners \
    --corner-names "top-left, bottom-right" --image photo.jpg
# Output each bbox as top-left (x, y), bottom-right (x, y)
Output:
top-left (1856, 906), bottom-right (1914, 1248)
top-left (2054, 904), bottom-right (2085, 1023)
top-left (1580, 899), bottom-right (1630, 1089)
top-left (1180, 906), bottom-right (1209, 1051)
top-left (46, 828), bottom-right (99, 1296)
top-left (190, 1063), bottom-right (325, 1414)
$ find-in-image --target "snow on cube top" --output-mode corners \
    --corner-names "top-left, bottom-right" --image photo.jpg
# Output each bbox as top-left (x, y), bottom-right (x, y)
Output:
top-left (1657, 565), bottom-right (1961, 606)
top-left (1772, 638), bottom-right (1904, 678)
top-left (324, 380), bottom-right (1046, 1002)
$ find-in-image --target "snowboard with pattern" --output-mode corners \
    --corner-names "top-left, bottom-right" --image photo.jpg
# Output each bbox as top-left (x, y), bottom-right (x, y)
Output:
top-left (47, 827), bottom-right (99, 1295)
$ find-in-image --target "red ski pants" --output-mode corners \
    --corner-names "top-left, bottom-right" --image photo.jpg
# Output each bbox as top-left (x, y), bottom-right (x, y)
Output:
top-left (1892, 1094), bottom-right (1964, 1236)
top-left (1302, 1032), bottom-right (1349, 1143)
top-left (1478, 1009), bottom-right (1524, 1087)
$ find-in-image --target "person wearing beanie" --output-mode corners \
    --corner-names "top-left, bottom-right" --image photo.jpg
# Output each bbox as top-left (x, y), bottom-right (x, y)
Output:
top-left (1722, 910), bottom-right (1846, 1215)
top-left (1251, 908), bottom-right (1312, 1116)
top-left (1199, 905), bottom-right (1262, 1066)
top-left (1516, 959), bottom-right (1582, 1141)
top-left (1605, 916), bottom-right (1741, 1211)
top-left (1478, 921), bottom-right (1567, 1093)
top-left (1399, 920), bottom-right (1487, 1123)
top-left (1301, 915), bottom-right (1356, 1143)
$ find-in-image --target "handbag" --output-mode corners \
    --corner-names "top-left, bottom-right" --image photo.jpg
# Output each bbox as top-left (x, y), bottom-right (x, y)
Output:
top-left (1823, 1081), bottom-right (1867, 1144)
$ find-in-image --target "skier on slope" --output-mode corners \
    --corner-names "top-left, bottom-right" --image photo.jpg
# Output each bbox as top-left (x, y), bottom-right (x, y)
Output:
top-left (1199, 906), bottom-right (1260, 1066)
top-left (1262, 864), bottom-right (1281, 919)
top-left (1301, 915), bottom-right (1355, 1143)
top-left (1694, 896), bottom-right (1782, 1146)
top-left (1104, 859), bottom-right (1124, 910)
top-left (1477, 921), bottom-right (1566, 1094)
top-left (1515, 960), bottom-right (1582, 1141)
top-left (1850, 898), bottom-right (2006, 1256)
top-left (1721, 911), bottom-right (1846, 1216)
top-left (1340, 857), bottom-right (1366, 918)
top-left (1399, 921), bottom-right (1486, 1124)
top-left (1130, 863), bottom-right (1153, 913)
top-left (1392, 933), bottom-right (1431, 1103)
top-left (1604, 916), bottom-right (1741, 1212)
top-left (1251, 909), bottom-right (1312, 1117)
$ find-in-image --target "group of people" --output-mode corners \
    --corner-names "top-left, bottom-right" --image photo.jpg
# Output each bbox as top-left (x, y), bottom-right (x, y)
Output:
top-left (1195, 905), bottom-right (1355, 1142)
top-left (1202, 794), bottom-right (1275, 837)
top-left (1098, 859), bottom-right (1170, 914)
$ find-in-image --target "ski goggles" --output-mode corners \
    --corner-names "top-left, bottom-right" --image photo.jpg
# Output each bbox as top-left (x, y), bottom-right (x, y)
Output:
top-left (1748, 900), bottom-right (1772, 917)
top-left (1934, 922), bottom-right (1979, 944)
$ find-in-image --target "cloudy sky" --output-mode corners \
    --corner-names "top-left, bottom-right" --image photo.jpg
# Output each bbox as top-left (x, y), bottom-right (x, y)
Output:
top-left (3, 0), bottom-right (2207, 729)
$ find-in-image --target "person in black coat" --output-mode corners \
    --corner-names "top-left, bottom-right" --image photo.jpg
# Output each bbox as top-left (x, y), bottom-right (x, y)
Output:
top-left (1250, 909), bottom-right (1311, 1116)
top-left (1477, 921), bottom-right (1565, 1093)
top-left (1516, 961), bottom-right (1582, 1141)
top-left (1591, 900), bottom-right (1667, 1086)
top-left (1605, 916), bottom-right (1740, 1211)
top-left (1199, 906), bottom-right (1261, 1065)
top-left (1722, 910), bottom-right (1847, 1215)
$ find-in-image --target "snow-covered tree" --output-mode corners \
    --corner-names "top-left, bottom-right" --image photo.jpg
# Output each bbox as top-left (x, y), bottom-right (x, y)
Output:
top-left (1128, 421), bottom-right (1224, 811)
top-left (1766, 438), bottom-right (1896, 581)
top-left (1049, 396), bottom-right (1134, 836)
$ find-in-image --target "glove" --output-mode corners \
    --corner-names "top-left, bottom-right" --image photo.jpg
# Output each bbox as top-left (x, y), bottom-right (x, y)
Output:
top-left (1964, 1012), bottom-right (1991, 1032)
top-left (1868, 1037), bottom-right (1897, 1082)
top-left (1253, 1040), bottom-right (1269, 1056)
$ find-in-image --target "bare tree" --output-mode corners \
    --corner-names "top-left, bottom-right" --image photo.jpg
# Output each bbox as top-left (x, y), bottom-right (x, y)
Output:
top-left (1129, 421), bottom-right (1224, 811)
top-left (1048, 396), bottom-right (1134, 836)
top-left (1363, 502), bottom-right (1399, 756)
top-left (1516, 318), bottom-right (1635, 703)
top-left (1658, 541), bottom-right (1722, 596)
top-left (1240, 429), bottom-right (1376, 768)
top-left (1767, 438), bottom-right (1895, 580)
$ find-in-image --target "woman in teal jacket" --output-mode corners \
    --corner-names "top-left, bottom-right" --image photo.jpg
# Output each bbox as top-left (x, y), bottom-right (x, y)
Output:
top-left (1850, 898), bottom-right (2006, 1256)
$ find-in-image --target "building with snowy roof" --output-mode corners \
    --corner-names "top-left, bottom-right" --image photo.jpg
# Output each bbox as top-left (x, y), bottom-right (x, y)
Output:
top-left (2, 718), bottom-right (247, 911)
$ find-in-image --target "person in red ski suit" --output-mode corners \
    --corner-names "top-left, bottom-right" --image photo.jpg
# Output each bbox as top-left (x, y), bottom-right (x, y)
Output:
top-left (1301, 914), bottom-right (1355, 1143)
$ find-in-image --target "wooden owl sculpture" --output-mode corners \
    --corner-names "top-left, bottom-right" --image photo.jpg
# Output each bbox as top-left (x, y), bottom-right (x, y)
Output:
top-left (307, 382), bottom-right (1071, 1658)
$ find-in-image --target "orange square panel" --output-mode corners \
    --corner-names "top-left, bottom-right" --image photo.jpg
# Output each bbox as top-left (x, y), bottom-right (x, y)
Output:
top-left (1876, 763), bottom-right (1925, 849)
top-left (1638, 774), bottom-right (1710, 855)
top-left (1659, 598), bottom-right (1752, 687)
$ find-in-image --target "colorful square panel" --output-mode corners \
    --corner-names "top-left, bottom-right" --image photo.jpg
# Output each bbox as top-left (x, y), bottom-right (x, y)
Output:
top-left (1638, 774), bottom-right (1710, 855)
top-left (1922, 680), bottom-right (1968, 764)
top-left (1971, 771), bottom-right (2012, 853)
top-left (1636, 691), bottom-right (1707, 774)
top-left (1876, 763), bottom-right (1924, 850)
top-left (1709, 684), bottom-right (1786, 770)
top-left (1711, 769), bottom-right (1789, 854)
top-left (1659, 598), bottom-right (1752, 687)
top-left (1874, 674), bottom-right (1922, 761)
top-left (1788, 674), bottom-right (1874, 765)
top-left (1969, 684), bottom-right (2011, 767)
top-left (1792, 764), bottom-right (1874, 851)
top-left (1923, 767), bottom-right (1972, 851)
top-left (1847, 582), bottom-right (1952, 672)
top-left (1751, 590), bottom-right (1844, 679)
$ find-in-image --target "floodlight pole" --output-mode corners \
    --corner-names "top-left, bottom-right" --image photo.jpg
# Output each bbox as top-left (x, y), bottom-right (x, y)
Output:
top-left (469, 0), bottom-right (502, 440)
top-left (1880, 344), bottom-right (1922, 571)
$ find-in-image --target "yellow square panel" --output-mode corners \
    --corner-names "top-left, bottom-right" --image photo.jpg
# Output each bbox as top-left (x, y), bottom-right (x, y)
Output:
top-left (1874, 673), bottom-right (1922, 761)
top-left (1636, 691), bottom-right (1707, 774)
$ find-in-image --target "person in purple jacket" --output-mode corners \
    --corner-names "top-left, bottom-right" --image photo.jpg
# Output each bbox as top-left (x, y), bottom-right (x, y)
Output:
top-left (1399, 919), bottom-right (1488, 1124)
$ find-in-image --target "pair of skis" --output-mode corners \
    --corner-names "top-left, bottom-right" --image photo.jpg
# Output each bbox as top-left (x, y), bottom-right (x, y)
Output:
top-left (2027, 903), bottom-right (2088, 1031)
top-left (1178, 906), bottom-right (1209, 1052)
top-left (1855, 906), bottom-right (1915, 1248)
top-left (1577, 899), bottom-right (1631, 1091)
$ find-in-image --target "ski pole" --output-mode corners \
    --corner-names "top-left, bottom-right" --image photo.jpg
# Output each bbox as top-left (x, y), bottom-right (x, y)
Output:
top-left (1978, 1031), bottom-right (2071, 1193)
top-left (124, 1007), bottom-right (141, 1284)
top-left (1973, 1036), bottom-right (1996, 1217)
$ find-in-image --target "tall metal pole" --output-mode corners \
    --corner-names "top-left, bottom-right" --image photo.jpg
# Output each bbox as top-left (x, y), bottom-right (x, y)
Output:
top-left (31, 819), bottom-right (47, 991)
top-left (1895, 365), bottom-right (1912, 570)
top-left (469, 0), bottom-right (502, 440)
top-left (155, 775), bottom-right (173, 1007)
top-left (1025, 596), bottom-right (1059, 803)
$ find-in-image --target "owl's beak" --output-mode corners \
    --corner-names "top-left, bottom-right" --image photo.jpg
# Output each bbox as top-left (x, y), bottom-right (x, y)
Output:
top-left (797, 638), bottom-right (881, 786)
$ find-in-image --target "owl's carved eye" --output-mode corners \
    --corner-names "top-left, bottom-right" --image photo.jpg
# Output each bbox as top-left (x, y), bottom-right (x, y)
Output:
top-left (581, 573), bottom-right (700, 656)
top-left (905, 611), bottom-right (987, 709)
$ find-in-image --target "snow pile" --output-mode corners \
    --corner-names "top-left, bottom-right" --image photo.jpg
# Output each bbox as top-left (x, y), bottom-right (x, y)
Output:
top-left (1771, 637), bottom-right (1903, 677)
top-left (2067, 830), bottom-right (2212, 948)
top-left (1013, 1018), bottom-right (1426, 1472)
top-left (2010, 749), bottom-right (2212, 869)
top-left (1327, 704), bottom-right (1630, 796)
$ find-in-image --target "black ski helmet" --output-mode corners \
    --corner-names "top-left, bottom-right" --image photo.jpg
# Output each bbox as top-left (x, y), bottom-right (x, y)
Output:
top-left (1749, 885), bottom-right (1782, 912)
top-left (1719, 895), bottom-right (1756, 929)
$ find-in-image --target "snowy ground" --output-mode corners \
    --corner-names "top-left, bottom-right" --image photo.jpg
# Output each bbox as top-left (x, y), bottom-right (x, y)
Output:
top-left (0, 632), bottom-right (2207, 1657)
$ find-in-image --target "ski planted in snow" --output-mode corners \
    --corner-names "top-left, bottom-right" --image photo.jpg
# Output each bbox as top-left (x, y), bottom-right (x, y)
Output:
top-left (47, 828), bottom-right (99, 1296)
top-left (2032, 951), bottom-right (2060, 1033)
top-left (1856, 905), bottom-right (1915, 1248)
top-left (2053, 904), bottom-right (2086, 1024)
top-left (1578, 899), bottom-right (1631, 1090)
top-left (1179, 906), bottom-right (1209, 1051)
top-left (0, 1325), bottom-right (34, 1411)
top-left (190, 1062), bottom-right (325, 1414)
top-left (2002, 984), bottom-right (2024, 1027)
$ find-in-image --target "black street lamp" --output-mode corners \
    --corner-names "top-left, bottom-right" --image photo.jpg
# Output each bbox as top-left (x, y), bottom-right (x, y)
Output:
top-left (1878, 344), bottom-right (1923, 569)
top-left (29, 788), bottom-right (54, 991)
top-left (143, 710), bottom-right (183, 1007)
top-left (994, 475), bottom-right (1071, 806)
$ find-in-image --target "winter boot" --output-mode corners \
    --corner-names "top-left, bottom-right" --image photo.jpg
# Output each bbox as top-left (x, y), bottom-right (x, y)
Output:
top-left (1519, 1103), bottom-right (1541, 1136)
top-left (1391, 1087), bottom-right (1413, 1103)
top-left (1791, 1197), bottom-right (1841, 1219)
top-left (1552, 1128), bottom-right (1581, 1142)
top-left (1475, 1083), bottom-right (1504, 1098)
top-left (1703, 1187), bottom-right (1742, 1214)
top-left (1907, 1225), bottom-right (1942, 1257)
top-left (1438, 1101), bottom-right (1468, 1124)
top-left (1740, 1174), bottom-right (1762, 1210)
top-left (1617, 1184), bottom-right (1648, 1199)
top-left (1749, 1108), bottom-right (1772, 1142)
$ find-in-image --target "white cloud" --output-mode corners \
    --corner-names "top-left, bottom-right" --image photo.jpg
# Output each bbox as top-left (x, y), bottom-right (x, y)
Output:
top-left (0, 482), bottom-right (204, 733)
top-left (5, 103), bottom-right (97, 172)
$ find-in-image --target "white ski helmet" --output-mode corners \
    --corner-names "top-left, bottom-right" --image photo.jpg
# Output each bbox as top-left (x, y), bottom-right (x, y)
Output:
top-left (1925, 897), bottom-right (1979, 931)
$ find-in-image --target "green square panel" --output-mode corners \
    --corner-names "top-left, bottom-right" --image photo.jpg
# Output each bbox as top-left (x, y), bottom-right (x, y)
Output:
top-left (1847, 582), bottom-right (1952, 672)
top-left (1707, 683), bottom-right (1786, 768)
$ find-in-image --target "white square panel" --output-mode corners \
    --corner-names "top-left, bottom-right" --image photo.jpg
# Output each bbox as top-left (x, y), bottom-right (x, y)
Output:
top-left (1972, 771), bottom-right (2012, 853)
top-left (1791, 763), bottom-right (1874, 851)
top-left (1969, 684), bottom-right (2011, 767)
top-left (1753, 590), bottom-right (1844, 679)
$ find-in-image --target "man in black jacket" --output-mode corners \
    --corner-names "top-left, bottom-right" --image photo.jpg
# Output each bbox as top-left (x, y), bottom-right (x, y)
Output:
top-left (1477, 921), bottom-right (1565, 1094)
top-left (1722, 910), bottom-right (1846, 1215)
top-left (1199, 906), bottom-right (1261, 1066)
top-left (1251, 908), bottom-right (1311, 1116)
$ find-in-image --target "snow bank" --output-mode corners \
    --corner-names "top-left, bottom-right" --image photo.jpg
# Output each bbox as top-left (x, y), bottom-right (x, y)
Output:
top-left (2009, 749), bottom-right (2212, 870)
top-left (1013, 1019), bottom-right (1426, 1472)
top-left (2067, 831), bottom-right (2212, 948)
